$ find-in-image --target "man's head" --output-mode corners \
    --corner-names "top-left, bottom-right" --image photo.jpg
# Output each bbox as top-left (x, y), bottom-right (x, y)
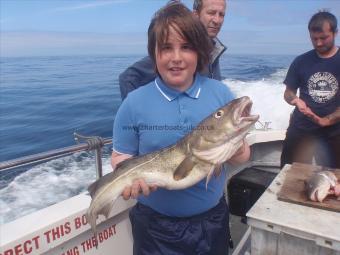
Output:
top-left (308, 11), bottom-right (338, 56)
top-left (193, 0), bottom-right (226, 39)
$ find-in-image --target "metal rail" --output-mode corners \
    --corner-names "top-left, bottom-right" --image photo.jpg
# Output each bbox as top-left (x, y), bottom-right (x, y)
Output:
top-left (0, 135), bottom-right (112, 179)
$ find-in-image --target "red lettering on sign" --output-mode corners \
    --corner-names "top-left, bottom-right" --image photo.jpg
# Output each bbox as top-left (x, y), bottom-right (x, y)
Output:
top-left (74, 215), bottom-right (87, 230)
top-left (80, 224), bottom-right (117, 252)
top-left (64, 222), bottom-right (71, 235)
top-left (44, 229), bottom-right (51, 243)
top-left (23, 240), bottom-right (32, 254)
top-left (3, 250), bottom-right (13, 255)
top-left (108, 226), bottom-right (113, 237)
top-left (81, 215), bottom-right (88, 225)
top-left (14, 244), bottom-right (22, 255)
top-left (60, 246), bottom-right (79, 255)
top-left (74, 217), bottom-right (81, 229)
top-left (98, 232), bottom-right (103, 243)
top-left (44, 222), bottom-right (71, 244)
top-left (80, 240), bottom-right (86, 252)
top-left (80, 236), bottom-right (98, 252)
top-left (31, 236), bottom-right (40, 250)
top-left (1, 236), bottom-right (40, 255)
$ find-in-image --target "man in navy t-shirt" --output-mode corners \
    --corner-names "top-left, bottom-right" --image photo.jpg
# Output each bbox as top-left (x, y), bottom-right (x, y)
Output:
top-left (281, 11), bottom-right (340, 169)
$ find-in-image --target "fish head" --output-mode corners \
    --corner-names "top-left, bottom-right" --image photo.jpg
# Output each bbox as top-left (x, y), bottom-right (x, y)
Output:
top-left (306, 177), bottom-right (330, 202)
top-left (214, 96), bottom-right (259, 141)
top-left (189, 96), bottom-right (259, 164)
top-left (321, 171), bottom-right (338, 187)
top-left (305, 171), bottom-right (337, 202)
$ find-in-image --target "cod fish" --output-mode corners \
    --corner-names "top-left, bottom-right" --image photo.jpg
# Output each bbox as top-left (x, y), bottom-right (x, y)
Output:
top-left (86, 96), bottom-right (259, 234)
top-left (305, 171), bottom-right (339, 202)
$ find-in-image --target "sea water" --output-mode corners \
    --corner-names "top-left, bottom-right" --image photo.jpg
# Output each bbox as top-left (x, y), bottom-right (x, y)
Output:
top-left (0, 54), bottom-right (295, 224)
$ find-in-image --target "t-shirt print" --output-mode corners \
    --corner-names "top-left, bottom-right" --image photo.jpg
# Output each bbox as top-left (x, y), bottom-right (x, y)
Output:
top-left (308, 72), bottom-right (338, 103)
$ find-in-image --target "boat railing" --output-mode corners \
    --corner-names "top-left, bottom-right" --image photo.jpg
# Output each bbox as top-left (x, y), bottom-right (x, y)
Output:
top-left (0, 133), bottom-right (111, 179)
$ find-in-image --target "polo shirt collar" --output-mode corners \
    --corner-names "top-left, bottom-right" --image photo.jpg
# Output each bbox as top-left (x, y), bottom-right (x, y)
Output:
top-left (154, 74), bottom-right (202, 101)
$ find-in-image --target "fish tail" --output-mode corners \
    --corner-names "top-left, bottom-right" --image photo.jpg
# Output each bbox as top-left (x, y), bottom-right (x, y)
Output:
top-left (85, 210), bottom-right (97, 237)
top-left (94, 232), bottom-right (99, 249)
top-left (86, 211), bottom-right (100, 248)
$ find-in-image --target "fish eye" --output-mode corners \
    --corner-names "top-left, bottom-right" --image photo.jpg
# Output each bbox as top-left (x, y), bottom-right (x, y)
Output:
top-left (214, 110), bottom-right (224, 118)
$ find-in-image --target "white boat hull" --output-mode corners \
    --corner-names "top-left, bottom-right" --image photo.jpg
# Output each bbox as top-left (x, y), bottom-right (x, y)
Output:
top-left (0, 194), bottom-right (135, 255)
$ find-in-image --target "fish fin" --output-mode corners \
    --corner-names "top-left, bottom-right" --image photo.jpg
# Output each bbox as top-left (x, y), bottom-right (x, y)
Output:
top-left (85, 211), bottom-right (98, 239)
top-left (100, 200), bottom-right (115, 219)
top-left (85, 199), bottom-right (116, 249)
top-left (214, 164), bottom-right (222, 177)
top-left (173, 156), bottom-right (196, 181)
top-left (316, 190), bottom-right (322, 202)
top-left (205, 166), bottom-right (216, 190)
top-left (316, 189), bottom-right (329, 203)
top-left (88, 181), bottom-right (99, 198)
top-left (88, 171), bottom-right (115, 198)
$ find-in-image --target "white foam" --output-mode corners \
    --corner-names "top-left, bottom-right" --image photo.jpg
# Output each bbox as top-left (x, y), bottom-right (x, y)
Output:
top-left (0, 152), bottom-right (113, 224)
top-left (223, 68), bottom-right (294, 130)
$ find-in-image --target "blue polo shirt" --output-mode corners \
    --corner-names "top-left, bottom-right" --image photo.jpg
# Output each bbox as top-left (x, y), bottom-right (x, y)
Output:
top-left (113, 74), bottom-right (234, 217)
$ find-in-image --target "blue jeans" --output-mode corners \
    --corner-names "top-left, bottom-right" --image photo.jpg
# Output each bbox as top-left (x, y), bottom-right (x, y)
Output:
top-left (129, 198), bottom-right (229, 255)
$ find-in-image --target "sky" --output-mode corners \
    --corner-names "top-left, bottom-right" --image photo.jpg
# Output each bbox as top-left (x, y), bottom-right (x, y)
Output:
top-left (1, 0), bottom-right (340, 57)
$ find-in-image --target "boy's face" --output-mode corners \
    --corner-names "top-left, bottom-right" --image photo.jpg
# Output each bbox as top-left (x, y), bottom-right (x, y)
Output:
top-left (155, 25), bottom-right (198, 91)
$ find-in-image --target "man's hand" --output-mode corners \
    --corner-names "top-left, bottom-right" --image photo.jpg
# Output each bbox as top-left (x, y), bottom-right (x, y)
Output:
top-left (307, 107), bottom-right (340, 127)
top-left (111, 152), bottom-right (158, 200)
top-left (284, 86), bottom-right (339, 127)
top-left (284, 87), bottom-right (312, 115)
top-left (290, 98), bottom-right (332, 127)
top-left (304, 110), bottom-right (332, 127)
top-left (291, 98), bottom-right (310, 114)
top-left (111, 151), bottom-right (132, 170)
top-left (122, 179), bottom-right (157, 200)
top-left (301, 106), bottom-right (335, 127)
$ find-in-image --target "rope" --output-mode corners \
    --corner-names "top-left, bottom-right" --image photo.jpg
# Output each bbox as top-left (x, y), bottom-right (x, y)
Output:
top-left (74, 132), bottom-right (104, 151)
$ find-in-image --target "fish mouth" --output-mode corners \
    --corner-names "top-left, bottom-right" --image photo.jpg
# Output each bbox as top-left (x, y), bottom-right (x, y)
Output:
top-left (236, 97), bottom-right (259, 125)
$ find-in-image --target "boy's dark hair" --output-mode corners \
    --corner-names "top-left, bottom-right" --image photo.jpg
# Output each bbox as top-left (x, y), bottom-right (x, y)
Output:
top-left (308, 11), bottom-right (338, 33)
top-left (148, 2), bottom-right (213, 73)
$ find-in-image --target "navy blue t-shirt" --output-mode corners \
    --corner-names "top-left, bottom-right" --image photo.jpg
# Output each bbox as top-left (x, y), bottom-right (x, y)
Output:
top-left (284, 48), bottom-right (340, 136)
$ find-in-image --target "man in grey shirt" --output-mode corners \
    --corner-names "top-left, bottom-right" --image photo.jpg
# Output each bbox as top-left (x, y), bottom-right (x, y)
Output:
top-left (119, 0), bottom-right (227, 100)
